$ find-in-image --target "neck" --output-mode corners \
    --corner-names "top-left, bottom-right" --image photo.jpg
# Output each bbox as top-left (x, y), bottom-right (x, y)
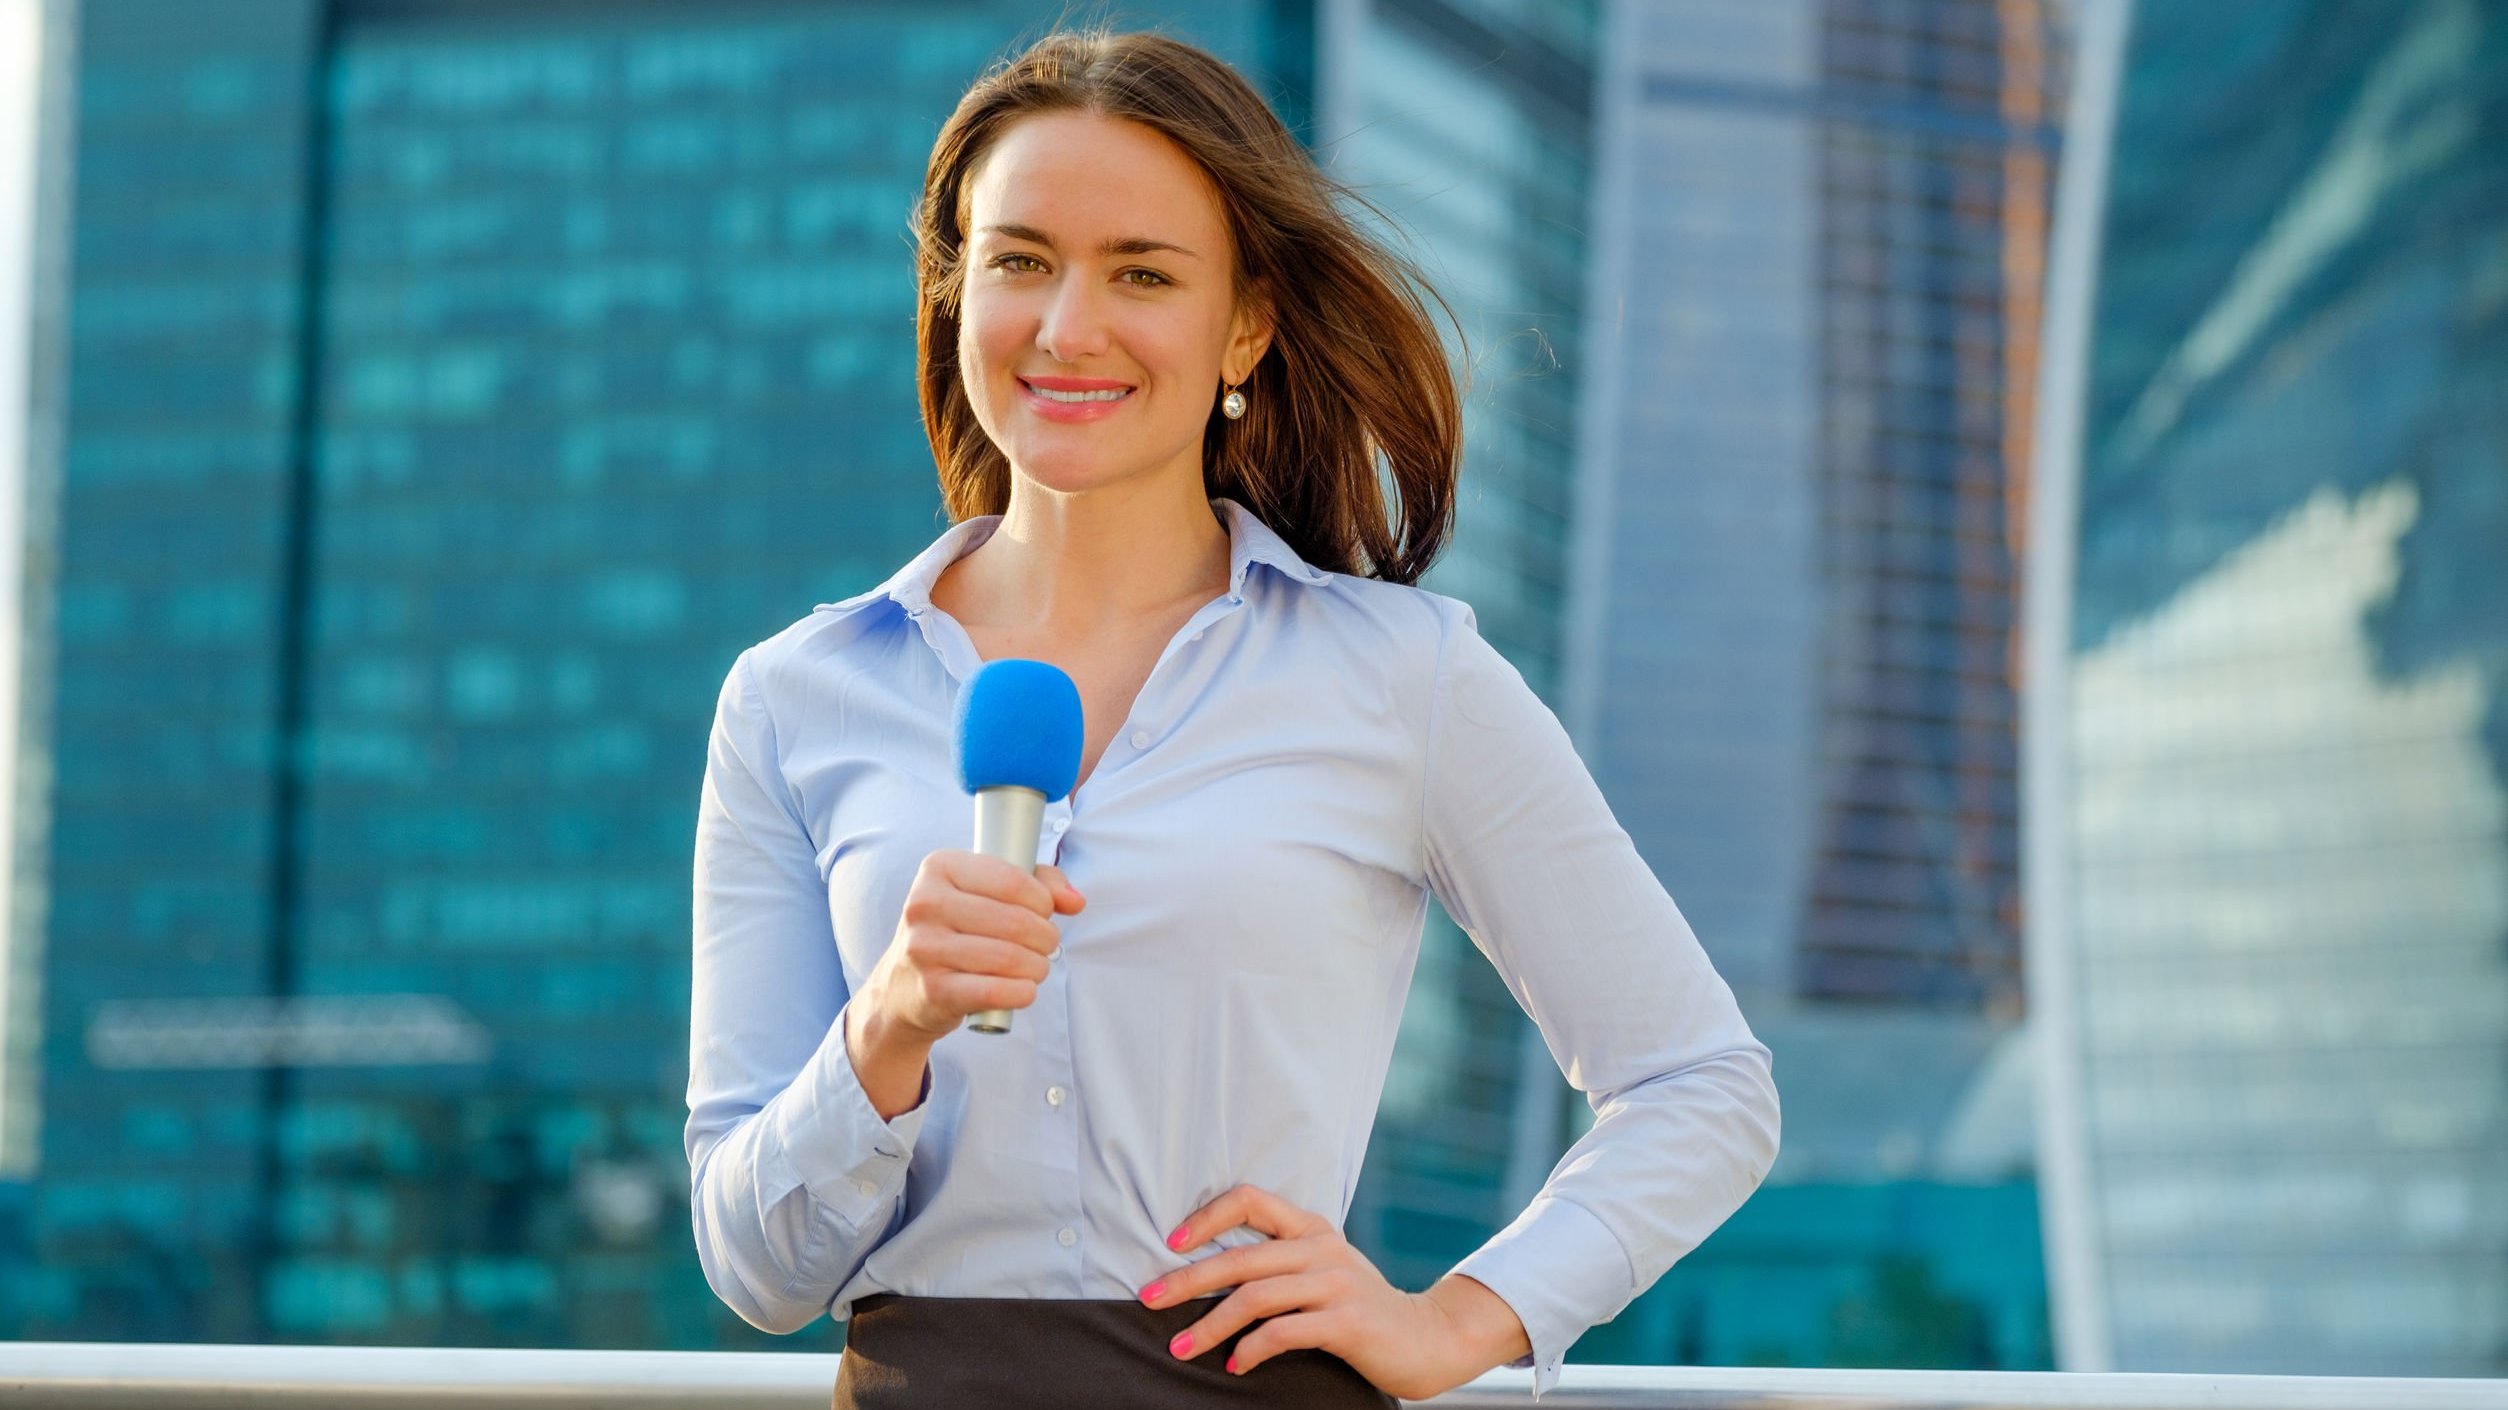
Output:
top-left (940, 470), bottom-right (1232, 635)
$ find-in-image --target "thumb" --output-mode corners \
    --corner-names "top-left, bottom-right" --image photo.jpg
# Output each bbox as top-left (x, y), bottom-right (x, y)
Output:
top-left (1034, 864), bottom-right (1085, 913)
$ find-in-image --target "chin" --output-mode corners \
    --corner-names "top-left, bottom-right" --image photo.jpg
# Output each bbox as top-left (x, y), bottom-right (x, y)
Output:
top-left (1002, 442), bottom-right (1155, 497)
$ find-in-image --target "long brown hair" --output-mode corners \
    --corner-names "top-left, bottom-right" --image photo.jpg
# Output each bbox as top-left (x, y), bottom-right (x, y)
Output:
top-left (913, 27), bottom-right (1463, 584)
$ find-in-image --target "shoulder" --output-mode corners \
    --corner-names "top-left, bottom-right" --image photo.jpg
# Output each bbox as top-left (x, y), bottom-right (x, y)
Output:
top-left (718, 589), bottom-right (905, 725)
top-left (1298, 568), bottom-right (1478, 659)
top-left (1300, 573), bottom-right (1548, 731)
top-left (1285, 573), bottom-right (1499, 743)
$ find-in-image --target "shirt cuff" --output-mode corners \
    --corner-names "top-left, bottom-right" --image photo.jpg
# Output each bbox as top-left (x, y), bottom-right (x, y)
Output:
top-left (770, 1000), bottom-right (929, 1234)
top-left (1449, 1195), bottom-right (1635, 1402)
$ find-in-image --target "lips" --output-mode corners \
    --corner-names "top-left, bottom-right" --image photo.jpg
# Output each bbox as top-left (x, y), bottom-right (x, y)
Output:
top-left (1022, 375), bottom-right (1134, 392)
top-left (1021, 377), bottom-right (1135, 403)
top-left (1018, 377), bottom-right (1134, 420)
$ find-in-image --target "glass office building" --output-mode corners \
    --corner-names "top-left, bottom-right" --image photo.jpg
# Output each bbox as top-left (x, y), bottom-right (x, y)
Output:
top-left (2032, 0), bottom-right (2508, 1377)
top-left (6, 0), bottom-right (1600, 1352)
top-left (1570, 0), bottom-right (2064, 1368)
top-left (1321, 0), bottom-right (1605, 1302)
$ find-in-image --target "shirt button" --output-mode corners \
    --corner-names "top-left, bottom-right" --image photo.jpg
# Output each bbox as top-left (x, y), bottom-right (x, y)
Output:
top-left (855, 1179), bottom-right (877, 1197)
top-left (1051, 818), bottom-right (1068, 833)
top-left (1046, 1084), bottom-right (1066, 1108)
top-left (1057, 1227), bottom-right (1078, 1247)
top-left (1129, 729), bottom-right (1150, 749)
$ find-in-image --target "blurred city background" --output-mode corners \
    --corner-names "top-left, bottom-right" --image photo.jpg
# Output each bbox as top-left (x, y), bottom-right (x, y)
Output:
top-left (0, 0), bottom-right (2500, 1381)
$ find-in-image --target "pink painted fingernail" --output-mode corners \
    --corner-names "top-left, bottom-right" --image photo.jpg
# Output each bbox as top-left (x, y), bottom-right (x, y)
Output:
top-left (1227, 1355), bottom-right (1241, 1375)
top-left (1170, 1332), bottom-right (1194, 1358)
top-left (1167, 1224), bottom-right (1190, 1250)
top-left (1140, 1281), bottom-right (1166, 1304)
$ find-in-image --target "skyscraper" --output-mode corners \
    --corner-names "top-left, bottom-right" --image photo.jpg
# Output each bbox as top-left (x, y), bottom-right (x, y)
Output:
top-left (7, 0), bottom-right (1599, 1353)
top-left (1568, 0), bottom-right (2064, 1367)
top-left (2029, 0), bottom-right (2508, 1377)
top-left (1317, 0), bottom-right (1604, 1299)
top-left (7, 0), bottom-right (1288, 1346)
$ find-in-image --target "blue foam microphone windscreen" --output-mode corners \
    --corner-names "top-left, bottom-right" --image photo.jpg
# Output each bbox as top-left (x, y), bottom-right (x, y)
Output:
top-left (954, 658), bottom-right (1085, 800)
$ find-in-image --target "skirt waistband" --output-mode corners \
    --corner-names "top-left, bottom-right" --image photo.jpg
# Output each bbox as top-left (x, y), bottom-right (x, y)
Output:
top-left (832, 1292), bottom-right (1402, 1410)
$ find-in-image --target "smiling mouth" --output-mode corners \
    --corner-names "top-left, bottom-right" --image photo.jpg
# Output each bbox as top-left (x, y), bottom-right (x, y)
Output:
top-left (1022, 380), bottom-right (1134, 404)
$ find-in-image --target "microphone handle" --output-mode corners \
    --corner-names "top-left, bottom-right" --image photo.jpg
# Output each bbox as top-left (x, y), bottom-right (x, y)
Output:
top-left (966, 785), bottom-right (1049, 1034)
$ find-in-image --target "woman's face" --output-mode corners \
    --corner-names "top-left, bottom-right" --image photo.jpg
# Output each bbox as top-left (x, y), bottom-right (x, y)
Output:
top-left (957, 110), bottom-right (1269, 500)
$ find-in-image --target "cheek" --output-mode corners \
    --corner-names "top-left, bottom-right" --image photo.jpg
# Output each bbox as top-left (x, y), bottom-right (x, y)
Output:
top-left (959, 291), bottom-right (1024, 379)
top-left (957, 317), bottom-right (995, 379)
top-left (1120, 310), bottom-right (1221, 387)
top-left (959, 327), bottom-right (1023, 432)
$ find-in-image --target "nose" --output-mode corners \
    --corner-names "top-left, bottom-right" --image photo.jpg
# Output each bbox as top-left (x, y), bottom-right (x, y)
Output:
top-left (1034, 271), bottom-right (1112, 364)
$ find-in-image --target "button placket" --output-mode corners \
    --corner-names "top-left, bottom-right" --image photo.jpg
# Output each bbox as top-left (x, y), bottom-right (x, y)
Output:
top-left (1011, 919), bottom-right (1079, 1277)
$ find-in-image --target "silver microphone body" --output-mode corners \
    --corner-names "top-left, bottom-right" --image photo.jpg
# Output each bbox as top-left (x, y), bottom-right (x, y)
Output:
top-left (965, 784), bottom-right (1048, 1034)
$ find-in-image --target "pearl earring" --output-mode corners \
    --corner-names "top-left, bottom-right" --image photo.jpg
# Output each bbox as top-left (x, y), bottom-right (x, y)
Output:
top-left (1221, 383), bottom-right (1247, 420)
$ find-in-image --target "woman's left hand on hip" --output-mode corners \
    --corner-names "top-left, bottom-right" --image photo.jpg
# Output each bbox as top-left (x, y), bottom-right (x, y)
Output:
top-left (1139, 1183), bottom-right (1480, 1401)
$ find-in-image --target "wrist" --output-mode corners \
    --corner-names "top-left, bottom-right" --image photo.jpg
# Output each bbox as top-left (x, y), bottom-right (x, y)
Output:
top-left (1424, 1272), bottom-right (1532, 1379)
top-left (844, 995), bottom-right (935, 1121)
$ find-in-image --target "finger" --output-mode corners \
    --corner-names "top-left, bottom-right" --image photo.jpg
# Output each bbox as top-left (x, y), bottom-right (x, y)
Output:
top-left (1173, 1275), bottom-right (1338, 1365)
top-left (1141, 1238), bottom-right (1313, 1308)
top-left (937, 969), bottom-right (1038, 1014)
top-left (911, 930), bottom-right (1051, 983)
top-left (921, 888), bottom-right (1061, 954)
top-left (1174, 1185), bottom-right (1328, 1251)
top-left (1226, 1310), bottom-right (1335, 1376)
top-left (936, 850), bottom-right (1056, 916)
top-left (1033, 863), bottom-right (1086, 914)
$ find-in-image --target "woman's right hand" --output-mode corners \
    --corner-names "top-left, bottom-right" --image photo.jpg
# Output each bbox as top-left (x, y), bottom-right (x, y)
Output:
top-left (854, 850), bottom-right (1087, 1051)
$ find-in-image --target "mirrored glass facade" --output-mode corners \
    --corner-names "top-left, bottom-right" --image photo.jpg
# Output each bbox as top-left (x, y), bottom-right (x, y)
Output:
top-left (2043, 0), bottom-right (2508, 1377)
top-left (6, 0), bottom-right (1603, 1354)
top-left (15, 0), bottom-right (325, 1339)
top-left (1324, 0), bottom-right (1603, 1305)
top-left (1571, 0), bottom-right (2064, 1368)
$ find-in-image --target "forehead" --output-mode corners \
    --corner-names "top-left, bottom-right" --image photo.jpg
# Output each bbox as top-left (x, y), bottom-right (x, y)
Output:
top-left (965, 111), bottom-right (1230, 251)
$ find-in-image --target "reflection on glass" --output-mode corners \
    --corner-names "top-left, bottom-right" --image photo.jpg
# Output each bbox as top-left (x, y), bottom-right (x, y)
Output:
top-left (2053, 0), bottom-right (2508, 1376)
top-left (1574, 0), bottom-right (2065, 1371)
top-left (8, 0), bottom-right (1615, 1358)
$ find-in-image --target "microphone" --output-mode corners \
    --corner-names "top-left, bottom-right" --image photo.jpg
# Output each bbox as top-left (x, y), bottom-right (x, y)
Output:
top-left (952, 658), bottom-right (1085, 1034)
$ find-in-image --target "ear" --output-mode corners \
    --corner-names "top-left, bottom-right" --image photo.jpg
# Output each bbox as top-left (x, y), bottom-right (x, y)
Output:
top-left (1222, 283), bottom-right (1275, 385)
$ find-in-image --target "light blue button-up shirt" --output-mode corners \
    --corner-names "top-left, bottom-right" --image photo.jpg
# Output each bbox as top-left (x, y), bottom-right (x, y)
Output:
top-left (686, 497), bottom-right (1779, 1399)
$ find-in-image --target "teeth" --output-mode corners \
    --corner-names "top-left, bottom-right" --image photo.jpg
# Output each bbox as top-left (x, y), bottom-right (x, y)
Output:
top-left (1031, 385), bottom-right (1130, 403)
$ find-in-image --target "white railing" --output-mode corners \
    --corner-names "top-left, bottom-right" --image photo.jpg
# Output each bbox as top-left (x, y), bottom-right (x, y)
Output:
top-left (0, 1343), bottom-right (2499, 1408)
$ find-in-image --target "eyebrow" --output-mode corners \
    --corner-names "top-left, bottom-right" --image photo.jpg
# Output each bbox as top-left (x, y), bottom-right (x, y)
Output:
top-left (976, 222), bottom-right (1201, 261)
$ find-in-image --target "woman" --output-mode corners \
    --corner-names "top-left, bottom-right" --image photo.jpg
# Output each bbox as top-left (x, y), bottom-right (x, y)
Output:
top-left (686, 27), bottom-right (1779, 1409)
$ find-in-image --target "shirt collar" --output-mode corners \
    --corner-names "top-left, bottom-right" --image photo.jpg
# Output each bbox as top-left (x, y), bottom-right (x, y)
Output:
top-left (815, 495), bottom-right (1330, 622)
top-left (1215, 495), bottom-right (1334, 592)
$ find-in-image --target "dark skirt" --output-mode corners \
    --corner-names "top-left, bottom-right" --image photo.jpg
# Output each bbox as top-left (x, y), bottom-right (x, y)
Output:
top-left (832, 1292), bottom-right (1405, 1409)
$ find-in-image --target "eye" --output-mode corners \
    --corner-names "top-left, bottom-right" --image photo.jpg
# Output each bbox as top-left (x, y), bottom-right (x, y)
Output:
top-left (1121, 268), bottom-right (1171, 288)
top-left (993, 252), bottom-right (1045, 274)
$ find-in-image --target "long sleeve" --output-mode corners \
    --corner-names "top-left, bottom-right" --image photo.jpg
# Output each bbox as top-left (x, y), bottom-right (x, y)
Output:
top-left (1421, 601), bottom-right (1781, 1400)
top-left (685, 648), bottom-right (931, 1334)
